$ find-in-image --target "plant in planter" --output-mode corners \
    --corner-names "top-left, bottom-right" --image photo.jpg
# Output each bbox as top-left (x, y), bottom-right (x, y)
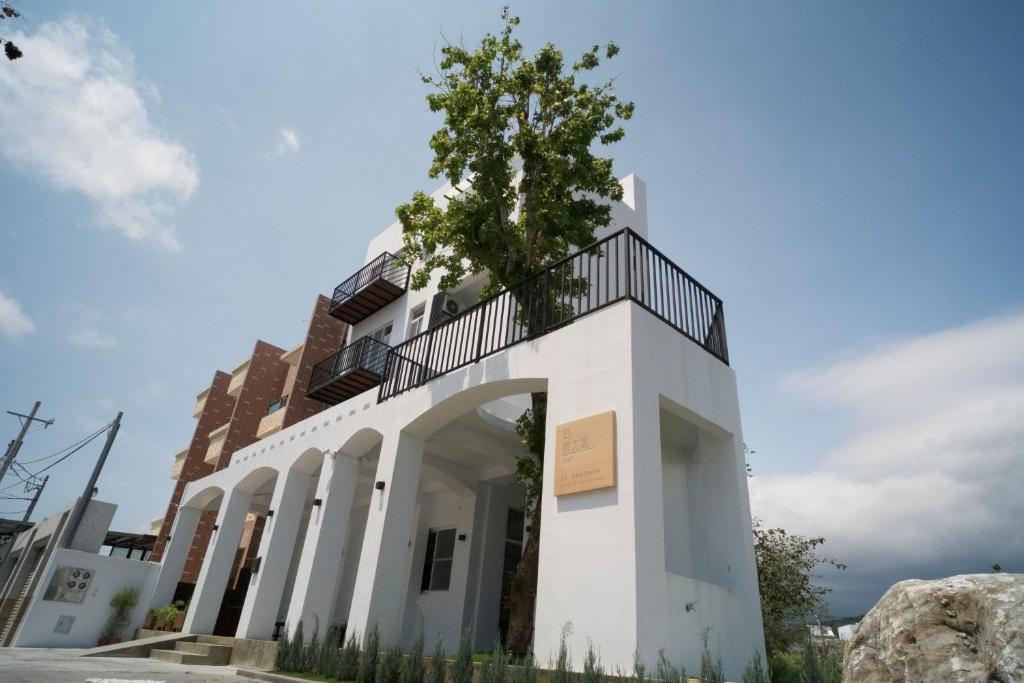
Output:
top-left (99, 586), bottom-right (140, 646)
top-left (150, 600), bottom-right (187, 631)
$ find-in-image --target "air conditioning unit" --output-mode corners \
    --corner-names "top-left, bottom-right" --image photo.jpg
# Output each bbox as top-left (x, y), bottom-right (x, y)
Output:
top-left (441, 295), bottom-right (460, 317)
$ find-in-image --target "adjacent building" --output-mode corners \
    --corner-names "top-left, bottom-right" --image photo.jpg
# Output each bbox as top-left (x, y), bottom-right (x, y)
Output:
top-left (145, 174), bottom-right (765, 678)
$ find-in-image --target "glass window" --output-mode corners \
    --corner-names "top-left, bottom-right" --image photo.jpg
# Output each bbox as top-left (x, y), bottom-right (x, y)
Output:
top-left (407, 305), bottom-right (425, 338)
top-left (370, 323), bottom-right (393, 345)
top-left (266, 395), bottom-right (289, 415)
top-left (420, 527), bottom-right (456, 592)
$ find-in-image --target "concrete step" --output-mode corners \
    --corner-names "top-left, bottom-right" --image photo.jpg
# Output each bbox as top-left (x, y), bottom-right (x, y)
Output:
top-left (149, 648), bottom-right (212, 665)
top-left (174, 640), bottom-right (233, 664)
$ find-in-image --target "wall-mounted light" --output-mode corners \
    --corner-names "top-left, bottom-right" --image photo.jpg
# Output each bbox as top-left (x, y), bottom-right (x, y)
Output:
top-left (212, 524), bottom-right (219, 531)
top-left (375, 481), bottom-right (386, 491)
top-left (313, 498), bottom-right (323, 507)
top-left (267, 510), bottom-right (275, 517)
top-left (165, 535), bottom-right (172, 542)
top-left (458, 533), bottom-right (467, 542)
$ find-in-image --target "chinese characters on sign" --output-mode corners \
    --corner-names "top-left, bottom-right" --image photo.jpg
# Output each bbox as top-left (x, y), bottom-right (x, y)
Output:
top-left (42, 566), bottom-right (94, 604)
top-left (554, 411), bottom-right (616, 496)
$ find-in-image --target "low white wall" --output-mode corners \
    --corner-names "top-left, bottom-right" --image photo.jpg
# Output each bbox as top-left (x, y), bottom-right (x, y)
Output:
top-left (14, 549), bottom-right (158, 648)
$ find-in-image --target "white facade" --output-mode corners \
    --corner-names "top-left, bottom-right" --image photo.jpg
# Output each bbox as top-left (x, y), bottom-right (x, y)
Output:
top-left (146, 174), bottom-right (766, 679)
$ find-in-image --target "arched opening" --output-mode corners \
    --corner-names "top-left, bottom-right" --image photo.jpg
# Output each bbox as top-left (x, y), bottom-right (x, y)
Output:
top-left (397, 379), bottom-right (547, 653)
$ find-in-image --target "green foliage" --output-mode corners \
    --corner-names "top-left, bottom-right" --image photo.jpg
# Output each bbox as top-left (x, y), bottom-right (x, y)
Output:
top-left (767, 653), bottom-right (802, 683)
top-left (318, 623), bottom-right (343, 677)
top-left (631, 651), bottom-right (647, 683)
top-left (153, 599), bottom-right (187, 626)
top-left (753, 519), bottom-right (845, 655)
top-left (799, 641), bottom-right (842, 683)
top-left (582, 641), bottom-right (606, 683)
top-left (480, 640), bottom-right (509, 683)
top-left (395, 6), bottom-right (633, 297)
top-left (510, 651), bottom-right (538, 683)
top-left (741, 652), bottom-right (770, 683)
top-left (451, 631), bottom-right (474, 683)
top-left (402, 622), bottom-right (425, 683)
top-left (306, 624), bottom-right (322, 674)
top-left (699, 630), bottom-right (724, 683)
top-left (428, 635), bottom-right (447, 683)
top-left (379, 645), bottom-right (404, 683)
top-left (276, 625), bottom-right (293, 672)
top-left (655, 649), bottom-right (683, 683)
top-left (551, 624), bottom-right (572, 683)
top-left (291, 622), bottom-right (307, 674)
top-left (102, 586), bottom-right (140, 640)
top-left (513, 395), bottom-right (546, 526)
top-left (359, 624), bottom-right (380, 683)
top-left (337, 629), bottom-right (361, 681)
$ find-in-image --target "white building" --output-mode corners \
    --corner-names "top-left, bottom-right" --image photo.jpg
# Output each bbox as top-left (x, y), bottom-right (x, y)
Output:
top-left (147, 174), bottom-right (766, 678)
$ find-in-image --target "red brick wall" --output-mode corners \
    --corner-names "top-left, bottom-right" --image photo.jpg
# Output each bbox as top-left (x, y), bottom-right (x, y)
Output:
top-left (217, 339), bottom-right (289, 469)
top-left (284, 294), bottom-right (347, 428)
top-left (150, 370), bottom-right (235, 576)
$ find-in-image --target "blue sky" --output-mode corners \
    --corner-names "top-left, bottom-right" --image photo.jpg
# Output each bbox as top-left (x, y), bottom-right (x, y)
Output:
top-left (1, 2), bottom-right (1021, 616)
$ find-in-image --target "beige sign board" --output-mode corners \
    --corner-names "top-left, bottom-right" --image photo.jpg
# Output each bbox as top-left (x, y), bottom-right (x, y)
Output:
top-left (554, 411), bottom-right (616, 496)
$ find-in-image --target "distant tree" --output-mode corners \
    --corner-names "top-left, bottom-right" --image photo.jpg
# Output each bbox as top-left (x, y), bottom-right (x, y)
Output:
top-left (395, 6), bottom-right (633, 653)
top-left (753, 519), bottom-right (846, 655)
top-left (991, 563), bottom-right (1002, 573)
top-left (1, 2), bottom-right (24, 61)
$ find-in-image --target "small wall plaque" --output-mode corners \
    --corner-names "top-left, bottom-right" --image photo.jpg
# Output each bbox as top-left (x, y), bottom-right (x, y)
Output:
top-left (554, 411), bottom-right (616, 496)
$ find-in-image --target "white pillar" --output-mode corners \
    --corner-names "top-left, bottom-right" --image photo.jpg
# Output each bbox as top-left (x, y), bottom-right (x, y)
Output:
top-left (235, 468), bottom-right (311, 640)
top-left (346, 432), bottom-right (423, 645)
top-left (285, 453), bottom-right (359, 635)
top-left (149, 506), bottom-right (202, 611)
top-left (183, 486), bottom-right (252, 634)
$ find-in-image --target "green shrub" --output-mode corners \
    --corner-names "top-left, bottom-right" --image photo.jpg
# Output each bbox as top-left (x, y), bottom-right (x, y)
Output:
top-left (290, 622), bottom-right (307, 673)
top-left (655, 649), bottom-right (683, 683)
top-left (583, 641), bottom-right (606, 683)
top-left (799, 640), bottom-right (841, 683)
top-left (276, 625), bottom-right (293, 672)
top-left (379, 644), bottom-right (404, 683)
top-left (741, 652), bottom-right (769, 683)
top-left (102, 586), bottom-right (140, 641)
top-left (319, 623), bottom-right (343, 676)
top-left (510, 651), bottom-right (538, 683)
top-left (451, 631), bottom-right (474, 683)
top-left (768, 652), bottom-right (801, 683)
top-left (699, 629), bottom-right (724, 683)
top-left (551, 625), bottom-right (572, 683)
top-left (359, 624), bottom-right (380, 683)
top-left (480, 640), bottom-right (509, 683)
top-left (428, 635), bottom-right (447, 683)
top-left (305, 623), bottom-right (322, 674)
top-left (402, 622), bottom-right (425, 683)
top-left (337, 629), bottom-right (361, 681)
top-left (632, 651), bottom-right (647, 683)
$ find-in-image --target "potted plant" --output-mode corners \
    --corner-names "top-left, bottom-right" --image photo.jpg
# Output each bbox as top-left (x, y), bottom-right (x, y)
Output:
top-left (98, 586), bottom-right (140, 646)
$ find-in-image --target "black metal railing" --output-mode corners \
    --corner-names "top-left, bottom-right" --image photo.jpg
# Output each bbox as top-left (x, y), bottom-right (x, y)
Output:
top-left (331, 251), bottom-right (409, 309)
top-left (378, 228), bottom-right (727, 401)
top-left (309, 336), bottom-right (393, 393)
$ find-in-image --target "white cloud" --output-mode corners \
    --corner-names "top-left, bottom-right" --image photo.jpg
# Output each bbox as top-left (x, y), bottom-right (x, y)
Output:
top-left (752, 311), bottom-right (1024, 609)
top-left (0, 289), bottom-right (35, 338)
top-left (0, 19), bottom-right (198, 250)
top-left (277, 127), bottom-right (301, 154)
top-left (68, 328), bottom-right (117, 348)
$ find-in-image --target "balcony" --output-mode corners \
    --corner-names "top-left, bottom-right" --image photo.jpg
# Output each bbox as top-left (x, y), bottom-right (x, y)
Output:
top-left (169, 448), bottom-right (187, 480)
top-left (328, 252), bottom-right (410, 325)
top-left (306, 336), bottom-right (392, 405)
top-left (205, 423), bottom-right (229, 466)
top-left (379, 228), bottom-right (728, 401)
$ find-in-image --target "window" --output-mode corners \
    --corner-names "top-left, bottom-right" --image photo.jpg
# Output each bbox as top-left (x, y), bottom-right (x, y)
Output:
top-left (497, 508), bottom-right (525, 641)
top-left (420, 527), bottom-right (456, 592)
top-left (369, 323), bottom-right (393, 345)
top-left (407, 305), bottom-right (425, 338)
top-left (266, 395), bottom-right (288, 415)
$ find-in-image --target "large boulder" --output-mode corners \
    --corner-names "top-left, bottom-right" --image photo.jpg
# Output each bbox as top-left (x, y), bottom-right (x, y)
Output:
top-left (843, 573), bottom-right (1024, 683)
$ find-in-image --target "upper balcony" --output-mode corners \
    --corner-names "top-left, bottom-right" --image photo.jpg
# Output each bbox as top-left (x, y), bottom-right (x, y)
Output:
top-left (306, 336), bottom-right (392, 405)
top-left (328, 251), bottom-right (410, 325)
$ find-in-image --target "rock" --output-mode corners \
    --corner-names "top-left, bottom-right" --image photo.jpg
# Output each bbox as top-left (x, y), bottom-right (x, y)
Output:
top-left (843, 573), bottom-right (1024, 683)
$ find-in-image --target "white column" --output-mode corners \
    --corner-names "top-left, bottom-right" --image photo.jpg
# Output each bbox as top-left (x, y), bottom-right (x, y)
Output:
top-left (346, 432), bottom-right (423, 645)
top-left (234, 468), bottom-right (311, 640)
top-left (285, 453), bottom-right (359, 635)
top-left (182, 486), bottom-right (252, 634)
top-left (149, 506), bottom-right (202, 611)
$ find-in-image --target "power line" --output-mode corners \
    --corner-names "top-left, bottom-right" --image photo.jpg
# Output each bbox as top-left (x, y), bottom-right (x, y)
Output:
top-left (21, 427), bottom-right (109, 478)
top-left (15, 423), bottom-right (110, 466)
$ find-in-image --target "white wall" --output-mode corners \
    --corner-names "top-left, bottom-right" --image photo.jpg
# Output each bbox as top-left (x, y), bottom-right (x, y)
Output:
top-left (13, 549), bottom-right (158, 648)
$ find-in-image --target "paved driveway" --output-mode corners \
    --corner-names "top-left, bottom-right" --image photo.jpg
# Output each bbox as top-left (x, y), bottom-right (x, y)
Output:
top-left (0, 647), bottom-right (255, 683)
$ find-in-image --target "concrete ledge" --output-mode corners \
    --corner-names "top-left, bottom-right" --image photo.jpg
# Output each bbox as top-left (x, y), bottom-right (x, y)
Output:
top-left (79, 631), bottom-right (196, 658)
top-left (238, 669), bottom-right (305, 683)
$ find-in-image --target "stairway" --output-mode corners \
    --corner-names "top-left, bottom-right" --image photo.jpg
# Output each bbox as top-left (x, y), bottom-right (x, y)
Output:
top-left (149, 637), bottom-right (233, 665)
top-left (0, 547), bottom-right (43, 646)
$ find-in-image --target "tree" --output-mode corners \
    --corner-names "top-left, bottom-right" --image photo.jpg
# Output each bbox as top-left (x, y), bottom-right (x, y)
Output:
top-left (395, 7), bottom-right (633, 653)
top-left (1, 3), bottom-right (24, 61)
top-left (753, 519), bottom-right (845, 656)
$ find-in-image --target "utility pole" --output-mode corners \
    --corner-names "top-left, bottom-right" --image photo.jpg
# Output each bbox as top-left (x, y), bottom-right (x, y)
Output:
top-left (0, 401), bottom-right (54, 484)
top-left (61, 412), bottom-right (122, 549)
top-left (22, 475), bottom-right (48, 522)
